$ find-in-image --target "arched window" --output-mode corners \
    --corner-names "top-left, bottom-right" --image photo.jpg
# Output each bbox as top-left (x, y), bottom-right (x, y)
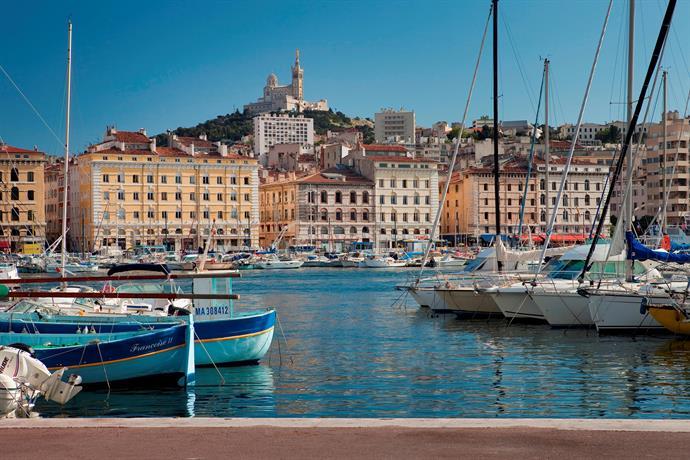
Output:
top-left (11, 207), bottom-right (20, 221)
top-left (563, 210), bottom-right (569, 221)
top-left (10, 168), bottom-right (18, 182)
top-left (540, 211), bottom-right (546, 222)
top-left (540, 194), bottom-right (545, 205)
top-left (362, 191), bottom-right (369, 204)
top-left (335, 191), bottom-right (342, 203)
top-left (350, 227), bottom-right (357, 234)
top-left (380, 228), bottom-right (386, 235)
top-left (333, 226), bottom-right (345, 235)
top-left (175, 228), bottom-right (182, 234)
top-left (414, 229), bottom-right (421, 235)
top-left (350, 191), bottom-right (357, 204)
top-left (402, 229), bottom-right (409, 235)
top-left (362, 226), bottom-right (370, 234)
top-left (584, 179), bottom-right (590, 191)
top-left (563, 194), bottom-right (568, 206)
top-left (320, 191), bottom-right (328, 203)
top-left (584, 194), bottom-right (591, 206)
top-left (321, 226), bottom-right (329, 234)
top-left (10, 187), bottom-right (19, 200)
top-left (585, 210), bottom-right (591, 221)
top-left (335, 208), bottom-right (342, 221)
top-left (350, 209), bottom-right (357, 221)
top-left (539, 178), bottom-right (545, 190)
top-left (321, 209), bottom-right (328, 221)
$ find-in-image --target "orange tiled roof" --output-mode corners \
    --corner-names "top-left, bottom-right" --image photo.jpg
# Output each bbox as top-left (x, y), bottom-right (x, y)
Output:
top-left (362, 144), bottom-right (408, 153)
top-left (0, 144), bottom-right (43, 154)
top-left (112, 131), bottom-right (150, 143)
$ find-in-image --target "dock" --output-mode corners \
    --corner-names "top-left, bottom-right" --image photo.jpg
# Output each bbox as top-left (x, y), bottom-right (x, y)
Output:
top-left (4, 418), bottom-right (690, 459)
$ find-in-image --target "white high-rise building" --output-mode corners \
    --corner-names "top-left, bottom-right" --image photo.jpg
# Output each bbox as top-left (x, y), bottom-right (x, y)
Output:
top-left (374, 109), bottom-right (415, 144)
top-left (253, 113), bottom-right (314, 165)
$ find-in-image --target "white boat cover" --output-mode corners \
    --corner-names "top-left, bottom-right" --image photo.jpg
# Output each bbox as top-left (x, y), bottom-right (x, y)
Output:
top-left (496, 238), bottom-right (572, 264)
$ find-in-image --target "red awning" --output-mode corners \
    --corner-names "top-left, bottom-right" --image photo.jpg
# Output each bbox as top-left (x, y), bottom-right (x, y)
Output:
top-left (549, 234), bottom-right (587, 243)
top-left (519, 234), bottom-right (545, 242)
top-left (0, 240), bottom-right (9, 249)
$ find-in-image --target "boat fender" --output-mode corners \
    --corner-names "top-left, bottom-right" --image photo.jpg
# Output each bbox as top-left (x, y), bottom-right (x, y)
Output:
top-left (640, 297), bottom-right (648, 315)
top-left (7, 343), bottom-right (35, 357)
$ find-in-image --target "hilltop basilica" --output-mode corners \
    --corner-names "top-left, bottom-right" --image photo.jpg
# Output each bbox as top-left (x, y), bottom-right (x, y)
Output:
top-left (244, 50), bottom-right (328, 115)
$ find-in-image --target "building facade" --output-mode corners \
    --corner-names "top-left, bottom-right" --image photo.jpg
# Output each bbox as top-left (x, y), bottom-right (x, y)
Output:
top-left (0, 144), bottom-right (46, 252)
top-left (374, 109), bottom-right (415, 145)
top-left (244, 50), bottom-right (328, 115)
top-left (62, 127), bottom-right (260, 252)
top-left (253, 113), bottom-right (314, 165)
top-left (259, 167), bottom-right (374, 251)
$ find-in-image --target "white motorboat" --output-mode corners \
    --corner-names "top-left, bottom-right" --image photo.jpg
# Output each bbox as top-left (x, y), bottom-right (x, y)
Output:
top-left (255, 256), bottom-right (304, 269)
top-left (430, 254), bottom-right (469, 268)
top-left (0, 263), bottom-right (19, 280)
top-left (489, 282), bottom-right (545, 322)
top-left (360, 255), bottom-right (407, 268)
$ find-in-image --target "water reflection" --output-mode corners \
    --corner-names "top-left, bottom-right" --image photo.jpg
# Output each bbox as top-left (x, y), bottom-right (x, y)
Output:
top-left (30, 268), bottom-right (690, 418)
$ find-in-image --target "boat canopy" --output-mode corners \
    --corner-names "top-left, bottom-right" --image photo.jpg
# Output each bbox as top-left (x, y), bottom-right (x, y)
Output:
top-left (626, 231), bottom-right (690, 264)
top-left (107, 263), bottom-right (171, 276)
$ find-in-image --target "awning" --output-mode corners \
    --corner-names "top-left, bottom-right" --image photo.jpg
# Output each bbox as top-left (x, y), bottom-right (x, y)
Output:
top-left (549, 234), bottom-right (588, 243)
top-left (0, 240), bottom-right (9, 249)
top-left (519, 234), bottom-right (545, 243)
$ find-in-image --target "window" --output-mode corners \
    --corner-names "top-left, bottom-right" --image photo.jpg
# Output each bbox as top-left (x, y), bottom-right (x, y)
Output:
top-left (161, 192), bottom-right (168, 201)
top-left (584, 194), bottom-right (591, 206)
top-left (190, 192), bottom-right (196, 200)
top-left (483, 184), bottom-right (488, 191)
top-left (402, 196), bottom-right (408, 205)
top-left (243, 177), bottom-right (250, 185)
top-left (540, 179), bottom-right (545, 190)
top-left (148, 210), bottom-right (155, 219)
top-left (321, 209), bottom-right (328, 221)
top-left (133, 211), bottom-right (140, 219)
top-left (391, 195), bottom-right (397, 205)
top-left (350, 210), bottom-right (357, 221)
top-left (118, 191), bottom-right (125, 200)
top-left (104, 191), bottom-right (110, 201)
top-left (216, 177), bottom-right (223, 185)
top-left (190, 211), bottom-right (196, 219)
top-left (132, 175), bottom-right (139, 183)
top-left (147, 175), bottom-right (154, 184)
top-left (203, 193), bottom-right (209, 201)
top-left (335, 191), bottom-right (342, 203)
top-left (380, 195), bottom-right (385, 204)
top-left (103, 174), bottom-right (110, 183)
top-left (175, 175), bottom-right (182, 184)
top-left (230, 176), bottom-right (237, 185)
top-left (217, 211), bottom-right (223, 219)
top-left (202, 176), bottom-right (209, 185)
top-left (362, 192), bottom-right (369, 204)
top-left (230, 192), bottom-right (237, 201)
top-left (161, 176), bottom-right (167, 184)
top-left (11, 207), bottom-right (19, 221)
top-left (27, 210), bottom-right (33, 221)
top-left (175, 192), bottom-right (182, 201)
top-left (203, 210), bottom-right (209, 219)
top-left (175, 211), bottom-right (182, 219)
top-left (390, 179), bottom-right (396, 187)
top-left (117, 174), bottom-right (123, 183)
top-left (147, 192), bottom-right (154, 200)
top-left (190, 176), bottom-right (196, 185)
top-left (402, 179), bottom-right (408, 188)
top-left (27, 190), bottom-right (34, 201)
top-left (350, 191), bottom-right (357, 204)
top-left (379, 179), bottom-right (384, 187)
top-left (217, 193), bottom-right (223, 201)
top-left (162, 211), bottom-right (168, 219)
top-left (10, 168), bottom-right (18, 182)
top-left (363, 211), bottom-right (369, 221)
top-left (244, 193), bottom-right (250, 202)
top-left (335, 209), bottom-right (342, 221)
top-left (10, 187), bottom-right (19, 200)
top-left (321, 191), bottom-right (328, 203)
top-left (103, 211), bottom-right (110, 220)
top-left (584, 179), bottom-right (590, 191)
top-left (133, 192), bottom-right (140, 201)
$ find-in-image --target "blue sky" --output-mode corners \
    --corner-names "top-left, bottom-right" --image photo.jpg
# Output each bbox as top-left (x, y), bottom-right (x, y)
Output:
top-left (1, 0), bottom-right (688, 155)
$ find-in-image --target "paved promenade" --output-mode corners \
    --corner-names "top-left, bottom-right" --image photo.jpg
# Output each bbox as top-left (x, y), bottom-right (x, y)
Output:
top-left (3, 418), bottom-right (690, 459)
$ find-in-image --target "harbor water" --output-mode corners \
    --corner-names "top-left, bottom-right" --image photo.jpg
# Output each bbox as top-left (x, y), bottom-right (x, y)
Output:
top-left (34, 268), bottom-right (690, 418)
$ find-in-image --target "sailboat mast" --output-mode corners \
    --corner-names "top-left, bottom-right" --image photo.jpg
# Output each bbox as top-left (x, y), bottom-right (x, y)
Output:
top-left (492, 0), bottom-right (502, 271)
top-left (544, 59), bottom-right (550, 228)
top-left (661, 70), bottom-right (667, 232)
top-left (60, 21), bottom-right (73, 275)
top-left (625, 0), bottom-right (635, 281)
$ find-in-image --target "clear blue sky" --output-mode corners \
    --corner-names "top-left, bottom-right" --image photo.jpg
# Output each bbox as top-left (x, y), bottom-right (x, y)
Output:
top-left (1, 0), bottom-right (688, 156)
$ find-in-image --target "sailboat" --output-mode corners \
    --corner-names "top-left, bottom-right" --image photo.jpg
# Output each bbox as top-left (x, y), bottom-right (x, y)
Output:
top-left (578, 0), bottom-right (677, 332)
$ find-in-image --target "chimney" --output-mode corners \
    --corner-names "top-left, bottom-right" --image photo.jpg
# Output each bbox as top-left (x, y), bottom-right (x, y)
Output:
top-left (190, 144), bottom-right (195, 157)
top-left (139, 128), bottom-right (147, 136)
top-left (218, 143), bottom-right (228, 157)
top-left (200, 133), bottom-right (207, 141)
top-left (151, 137), bottom-right (157, 153)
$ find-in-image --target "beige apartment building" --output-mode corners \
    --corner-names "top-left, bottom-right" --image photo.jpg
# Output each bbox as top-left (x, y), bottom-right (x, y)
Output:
top-left (0, 143), bottom-right (46, 253)
top-left (440, 156), bottom-right (609, 243)
top-left (259, 167), bottom-right (374, 250)
top-left (644, 111), bottom-right (690, 225)
top-left (63, 127), bottom-right (259, 252)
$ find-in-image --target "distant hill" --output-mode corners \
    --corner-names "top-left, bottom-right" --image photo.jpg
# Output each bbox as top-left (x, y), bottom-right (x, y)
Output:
top-left (156, 109), bottom-right (374, 146)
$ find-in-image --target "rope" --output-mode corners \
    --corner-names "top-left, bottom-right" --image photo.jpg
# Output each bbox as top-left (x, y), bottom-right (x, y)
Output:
top-left (275, 311), bottom-right (293, 366)
top-left (96, 341), bottom-right (111, 393)
top-left (193, 328), bottom-right (225, 385)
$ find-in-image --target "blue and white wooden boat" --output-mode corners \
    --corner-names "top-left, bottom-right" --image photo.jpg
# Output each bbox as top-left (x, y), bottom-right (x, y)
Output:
top-left (1, 322), bottom-right (195, 387)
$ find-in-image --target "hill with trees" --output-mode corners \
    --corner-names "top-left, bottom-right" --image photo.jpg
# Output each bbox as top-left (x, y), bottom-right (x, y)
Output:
top-left (156, 109), bottom-right (374, 146)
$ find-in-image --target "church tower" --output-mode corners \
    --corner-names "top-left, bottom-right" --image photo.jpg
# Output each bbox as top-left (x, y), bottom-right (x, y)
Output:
top-left (291, 49), bottom-right (304, 101)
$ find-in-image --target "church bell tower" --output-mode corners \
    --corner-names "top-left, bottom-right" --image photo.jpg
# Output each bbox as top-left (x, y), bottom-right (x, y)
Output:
top-left (291, 49), bottom-right (304, 101)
